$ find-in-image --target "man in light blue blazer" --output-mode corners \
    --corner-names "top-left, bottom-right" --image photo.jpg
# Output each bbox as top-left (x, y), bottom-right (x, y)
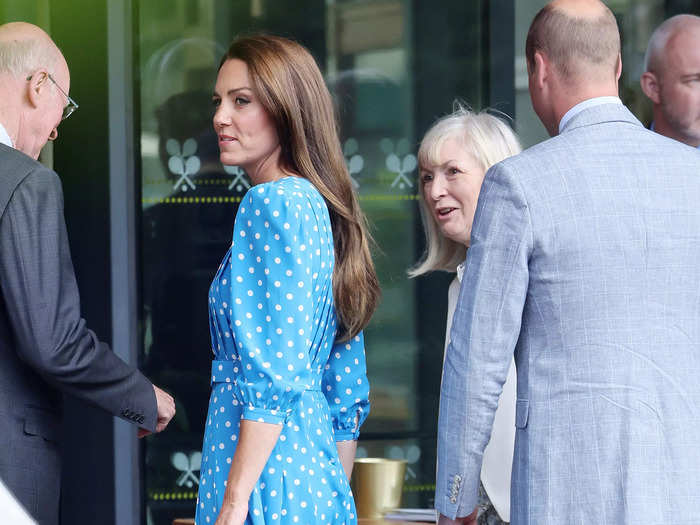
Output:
top-left (436, 1), bottom-right (700, 524)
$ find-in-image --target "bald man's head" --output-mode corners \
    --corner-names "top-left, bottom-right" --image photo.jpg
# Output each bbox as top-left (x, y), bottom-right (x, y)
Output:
top-left (641, 15), bottom-right (700, 147)
top-left (0, 22), bottom-right (63, 78)
top-left (526, 0), bottom-right (620, 84)
top-left (0, 22), bottom-right (71, 158)
top-left (644, 15), bottom-right (700, 74)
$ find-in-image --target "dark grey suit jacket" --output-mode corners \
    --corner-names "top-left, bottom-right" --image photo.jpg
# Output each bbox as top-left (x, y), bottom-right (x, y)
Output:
top-left (0, 143), bottom-right (157, 524)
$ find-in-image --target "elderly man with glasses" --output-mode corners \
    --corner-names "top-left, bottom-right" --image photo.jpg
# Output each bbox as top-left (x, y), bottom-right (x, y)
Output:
top-left (0, 22), bottom-right (175, 525)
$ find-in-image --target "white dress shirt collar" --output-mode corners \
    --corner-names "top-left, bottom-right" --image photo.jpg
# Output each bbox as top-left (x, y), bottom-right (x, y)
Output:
top-left (558, 96), bottom-right (622, 134)
top-left (0, 121), bottom-right (13, 148)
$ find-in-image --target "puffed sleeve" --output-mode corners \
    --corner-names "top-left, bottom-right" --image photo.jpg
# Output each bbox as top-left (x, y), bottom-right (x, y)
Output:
top-left (227, 183), bottom-right (316, 425)
top-left (322, 331), bottom-right (371, 440)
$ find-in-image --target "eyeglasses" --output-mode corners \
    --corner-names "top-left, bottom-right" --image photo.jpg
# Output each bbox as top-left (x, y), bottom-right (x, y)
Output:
top-left (26, 72), bottom-right (79, 120)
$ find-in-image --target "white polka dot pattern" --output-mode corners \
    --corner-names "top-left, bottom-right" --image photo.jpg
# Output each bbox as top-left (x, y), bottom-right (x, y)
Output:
top-left (195, 177), bottom-right (370, 525)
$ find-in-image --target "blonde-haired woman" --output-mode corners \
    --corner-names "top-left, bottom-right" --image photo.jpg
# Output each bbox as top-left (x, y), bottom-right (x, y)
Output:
top-left (196, 34), bottom-right (380, 525)
top-left (410, 106), bottom-right (521, 525)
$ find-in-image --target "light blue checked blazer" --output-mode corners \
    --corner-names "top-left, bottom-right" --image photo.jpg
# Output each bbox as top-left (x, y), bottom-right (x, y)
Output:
top-left (436, 103), bottom-right (700, 525)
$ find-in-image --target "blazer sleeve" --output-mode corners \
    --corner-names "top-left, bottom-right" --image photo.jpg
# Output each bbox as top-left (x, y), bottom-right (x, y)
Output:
top-left (435, 162), bottom-right (532, 519)
top-left (0, 168), bottom-right (158, 431)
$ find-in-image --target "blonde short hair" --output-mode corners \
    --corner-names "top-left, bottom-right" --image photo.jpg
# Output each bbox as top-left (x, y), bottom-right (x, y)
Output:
top-left (409, 105), bottom-right (522, 277)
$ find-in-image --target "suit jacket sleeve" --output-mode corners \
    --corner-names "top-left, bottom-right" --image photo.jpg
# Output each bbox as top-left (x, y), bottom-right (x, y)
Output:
top-left (0, 167), bottom-right (157, 432)
top-left (435, 162), bottom-right (532, 519)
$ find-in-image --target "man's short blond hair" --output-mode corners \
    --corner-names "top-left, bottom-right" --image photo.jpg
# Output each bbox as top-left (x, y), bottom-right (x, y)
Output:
top-left (525, 3), bottom-right (620, 82)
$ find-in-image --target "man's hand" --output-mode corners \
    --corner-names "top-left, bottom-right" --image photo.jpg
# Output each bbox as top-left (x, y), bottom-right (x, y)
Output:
top-left (437, 507), bottom-right (478, 525)
top-left (138, 385), bottom-right (175, 438)
top-left (154, 385), bottom-right (175, 432)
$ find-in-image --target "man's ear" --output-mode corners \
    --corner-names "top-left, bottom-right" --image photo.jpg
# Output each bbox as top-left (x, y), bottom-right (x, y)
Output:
top-left (640, 71), bottom-right (660, 104)
top-left (26, 69), bottom-right (49, 108)
top-left (532, 51), bottom-right (549, 89)
top-left (615, 53), bottom-right (622, 81)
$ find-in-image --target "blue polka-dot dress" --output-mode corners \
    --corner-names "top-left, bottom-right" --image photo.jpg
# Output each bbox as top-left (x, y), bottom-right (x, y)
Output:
top-left (195, 177), bottom-right (370, 525)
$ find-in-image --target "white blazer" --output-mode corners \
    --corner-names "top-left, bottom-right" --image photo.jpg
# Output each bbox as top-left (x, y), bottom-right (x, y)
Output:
top-left (444, 264), bottom-right (516, 522)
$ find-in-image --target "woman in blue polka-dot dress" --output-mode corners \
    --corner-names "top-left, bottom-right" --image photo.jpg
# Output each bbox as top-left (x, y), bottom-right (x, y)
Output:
top-left (195, 35), bottom-right (380, 525)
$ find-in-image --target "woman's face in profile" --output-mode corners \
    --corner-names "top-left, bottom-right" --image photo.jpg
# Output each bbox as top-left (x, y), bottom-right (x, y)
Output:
top-left (420, 137), bottom-right (486, 246)
top-left (212, 58), bottom-right (281, 182)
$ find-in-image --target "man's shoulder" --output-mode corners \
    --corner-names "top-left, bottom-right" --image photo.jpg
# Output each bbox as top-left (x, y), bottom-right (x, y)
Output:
top-left (500, 120), bottom-right (698, 171)
top-left (491, 124), bottom-right (700, 199)
top-left (647, 132), bottom-right (700, 160)
top-left (0, 143), bottom-right (43, 174)
top-left (491, 136), bottom-right (564, 177)
top-left (1, 143), bottom-right (57, 180)
top-left (0, 145), bottom-right (62, 218)
top-left (0, 145), bottom-right (60, 191)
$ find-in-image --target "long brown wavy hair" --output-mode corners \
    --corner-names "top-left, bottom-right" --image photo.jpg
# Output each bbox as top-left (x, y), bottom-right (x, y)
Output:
top-left (219, 34), bottom-right (380, 340)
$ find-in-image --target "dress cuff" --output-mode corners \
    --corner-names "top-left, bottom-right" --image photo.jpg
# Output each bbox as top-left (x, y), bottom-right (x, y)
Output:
top-left (241, 406), bottom-right (287, 425)
top-left (333, 428), bottom-right (360, 441)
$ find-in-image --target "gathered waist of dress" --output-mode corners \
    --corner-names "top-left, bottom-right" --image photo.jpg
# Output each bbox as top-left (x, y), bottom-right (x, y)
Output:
top-left (210, 360), bottom-right (323, 391)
